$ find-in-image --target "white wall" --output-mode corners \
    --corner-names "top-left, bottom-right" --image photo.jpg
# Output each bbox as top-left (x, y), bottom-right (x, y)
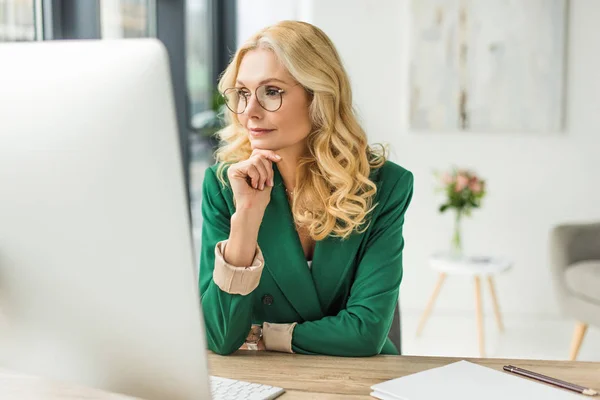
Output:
top-left (236, 0), bottom-right (312, 45)
top-left (237, 0), bottom-right (600, 317)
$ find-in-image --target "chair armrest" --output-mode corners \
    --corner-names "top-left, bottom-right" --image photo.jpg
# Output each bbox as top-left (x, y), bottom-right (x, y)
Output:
top-left (550, 222), bottom-right (600, 293)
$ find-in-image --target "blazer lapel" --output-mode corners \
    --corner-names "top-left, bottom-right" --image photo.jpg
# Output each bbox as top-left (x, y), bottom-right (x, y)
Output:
top-left (310, 229), bottom-right (364, 313)
top-left (311, 164), bottom-right (385, 312)
top-left (258, 164), bottom-right (324, 322)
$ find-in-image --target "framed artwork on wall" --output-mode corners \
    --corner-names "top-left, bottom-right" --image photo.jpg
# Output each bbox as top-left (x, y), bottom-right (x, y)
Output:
top-left (409, 0), bottom-right (568, 133)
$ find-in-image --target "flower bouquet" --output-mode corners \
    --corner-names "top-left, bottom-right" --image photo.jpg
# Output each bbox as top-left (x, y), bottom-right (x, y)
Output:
top-left (436, 168), bottom-right (486, 255)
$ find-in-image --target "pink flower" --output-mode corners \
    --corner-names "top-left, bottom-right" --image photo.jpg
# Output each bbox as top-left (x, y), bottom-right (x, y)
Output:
top-left (441, 172), bottom-right (454, 185)
top-left (469, 181), bottom-right (482, 194)
top-left (455, 174), bottom-right (469, 191)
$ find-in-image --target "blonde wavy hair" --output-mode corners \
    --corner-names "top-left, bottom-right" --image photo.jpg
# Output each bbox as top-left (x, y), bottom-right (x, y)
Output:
top-left (215, 20), bottom-right (387, 240)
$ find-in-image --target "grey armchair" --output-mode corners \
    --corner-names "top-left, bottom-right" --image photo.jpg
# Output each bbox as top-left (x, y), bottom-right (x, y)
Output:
top-left (550, 221), bottom-right (600, 360)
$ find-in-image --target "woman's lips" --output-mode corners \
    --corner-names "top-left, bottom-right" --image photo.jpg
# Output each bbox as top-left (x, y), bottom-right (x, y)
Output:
top-left (249, 128), bottom-right (275, 137)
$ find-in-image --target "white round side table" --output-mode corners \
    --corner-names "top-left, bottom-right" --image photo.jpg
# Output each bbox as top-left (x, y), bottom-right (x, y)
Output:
top-left (416, 252), bottom-right (513, 357)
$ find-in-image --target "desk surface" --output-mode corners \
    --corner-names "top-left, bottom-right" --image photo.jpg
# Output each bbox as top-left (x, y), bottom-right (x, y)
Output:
top-left (1, 352), bottom-right (599, 399)
top-left (210, 352), bottom-right (600, 399)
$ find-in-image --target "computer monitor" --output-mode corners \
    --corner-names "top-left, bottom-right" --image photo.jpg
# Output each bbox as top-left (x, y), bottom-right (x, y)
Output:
top-left (0, 39), bottom-right (210, 400)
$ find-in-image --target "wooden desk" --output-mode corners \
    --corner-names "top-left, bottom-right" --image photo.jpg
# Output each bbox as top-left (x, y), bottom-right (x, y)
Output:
top-left (209, 352), bottom-right (600, 399)
top-left (1, 352), bottom-right (599, 399)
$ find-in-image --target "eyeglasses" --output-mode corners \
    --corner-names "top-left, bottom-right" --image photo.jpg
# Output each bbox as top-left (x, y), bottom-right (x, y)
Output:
top-left (222, 84), bottom-right (291, 114)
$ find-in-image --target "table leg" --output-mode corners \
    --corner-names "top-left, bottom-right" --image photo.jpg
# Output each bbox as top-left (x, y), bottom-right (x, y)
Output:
top-left (569, 321), bottom-right (588, 361)
top-left (474, 276), bottom-right (485, 357)
top-left (486, 276), bottom-right (504, 332)
top-left (416, 272), bottom-right (447, 337)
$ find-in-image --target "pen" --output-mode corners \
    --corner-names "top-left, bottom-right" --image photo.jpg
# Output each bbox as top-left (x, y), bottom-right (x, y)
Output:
top-left (503, 365), bottom-right (598, 396)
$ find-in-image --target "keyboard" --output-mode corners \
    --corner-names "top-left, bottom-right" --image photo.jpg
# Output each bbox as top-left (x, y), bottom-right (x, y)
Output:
top-left (209, 375), bottom-right (285, 400)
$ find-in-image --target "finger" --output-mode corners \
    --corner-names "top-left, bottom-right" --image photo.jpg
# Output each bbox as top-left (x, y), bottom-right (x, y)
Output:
top-left (228, 164), bottom-right (253, 186)
top-left (257, 156), bottom-right (274, 187)
top-left (250, 151), bottom-right (275, 187)
top-left (261, 158), bottom-right (275, 187)
top-left (245, 164), bottom-right (260, 189)
top-left (251, 156), bottom-right (269, 190)
top-left (251, 149), bottom-right (282, 163)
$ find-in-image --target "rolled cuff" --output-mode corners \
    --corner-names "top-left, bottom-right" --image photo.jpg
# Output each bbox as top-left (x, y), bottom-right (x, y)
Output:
top-left (212, 240), bottom-right (264, 295)
top-left (262, 322), bottom-right (297, 353)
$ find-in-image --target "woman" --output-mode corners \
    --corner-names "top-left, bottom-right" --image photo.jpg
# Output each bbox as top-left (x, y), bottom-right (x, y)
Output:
top-left (199, 20), bottom-right (413, 357)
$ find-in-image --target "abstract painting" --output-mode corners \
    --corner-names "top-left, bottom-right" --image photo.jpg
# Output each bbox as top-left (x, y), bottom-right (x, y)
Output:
top-left (409, 0), bottom-right (567, 132)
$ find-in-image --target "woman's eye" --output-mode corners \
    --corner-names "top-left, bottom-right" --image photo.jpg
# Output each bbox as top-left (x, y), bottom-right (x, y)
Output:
top-left (265, 87), bottom-right (280, 96)
top-left (238, 90), bottom-right (251, 98)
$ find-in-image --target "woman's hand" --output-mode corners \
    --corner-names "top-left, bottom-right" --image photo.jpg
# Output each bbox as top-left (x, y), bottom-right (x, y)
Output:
top-left (227, 149), bottom-right (282, 211)
top-left (238, 339), bottom-right (266, 351)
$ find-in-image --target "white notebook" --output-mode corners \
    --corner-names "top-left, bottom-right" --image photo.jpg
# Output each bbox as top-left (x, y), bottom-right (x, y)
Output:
top-left (370, 360), bottom-right (585, 400)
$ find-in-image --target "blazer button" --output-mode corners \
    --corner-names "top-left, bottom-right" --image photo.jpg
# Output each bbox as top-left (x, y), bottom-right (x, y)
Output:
top-left (262, 294), bottom-right (274, 306)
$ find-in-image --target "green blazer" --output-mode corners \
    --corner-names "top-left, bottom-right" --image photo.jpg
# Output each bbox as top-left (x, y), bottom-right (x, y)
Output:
top-left (199, 160), bottom-right (413, 356)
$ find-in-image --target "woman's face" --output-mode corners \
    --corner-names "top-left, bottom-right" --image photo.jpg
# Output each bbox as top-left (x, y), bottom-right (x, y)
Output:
top-left (234, 48), bottom-right (312, 152)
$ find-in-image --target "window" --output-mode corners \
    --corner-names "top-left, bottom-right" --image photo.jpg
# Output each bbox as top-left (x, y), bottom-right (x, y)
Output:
top-left (0, 0), bottom-right (35, 42)
top-left (100, 0), bottom-right (154, 39)
top-left (187, 0), bottom-right (212, 118)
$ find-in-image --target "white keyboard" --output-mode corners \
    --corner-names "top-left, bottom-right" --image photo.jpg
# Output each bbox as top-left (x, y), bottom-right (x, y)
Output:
top-left (209, 375), bottom-right (285, 400)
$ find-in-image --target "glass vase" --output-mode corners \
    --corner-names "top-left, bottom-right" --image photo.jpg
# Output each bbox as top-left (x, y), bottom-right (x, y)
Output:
top-left (451, 209), bottom-right (463, 257)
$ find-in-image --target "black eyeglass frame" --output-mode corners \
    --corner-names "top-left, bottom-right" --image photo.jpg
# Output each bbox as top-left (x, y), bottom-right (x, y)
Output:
top-left (221, 83), bottom-right (303, 114)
